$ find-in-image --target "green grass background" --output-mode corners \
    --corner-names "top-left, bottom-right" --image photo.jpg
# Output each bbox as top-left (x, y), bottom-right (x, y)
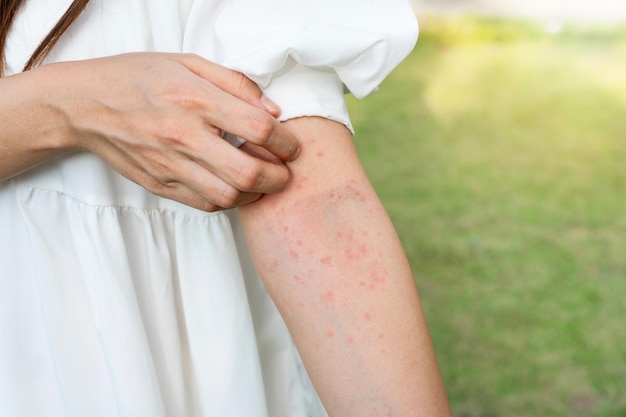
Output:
top-left (347, 17), bottom-right (626, 417)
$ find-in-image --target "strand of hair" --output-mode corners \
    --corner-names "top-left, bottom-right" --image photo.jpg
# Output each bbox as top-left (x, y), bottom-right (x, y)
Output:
top-left (0, 0), bottom-right (90, 77)
top-left (23, 0), bottom-right (90, 71)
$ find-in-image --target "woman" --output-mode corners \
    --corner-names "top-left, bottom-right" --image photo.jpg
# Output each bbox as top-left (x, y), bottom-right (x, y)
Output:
top-left (0, 0), bottom-right (452, 416)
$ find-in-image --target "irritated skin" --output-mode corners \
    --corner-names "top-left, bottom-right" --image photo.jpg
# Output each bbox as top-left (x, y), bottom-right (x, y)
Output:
top-left (0, 53), bottom-right (449, 414)
top-left (238, 117), bottom-right (453, 417)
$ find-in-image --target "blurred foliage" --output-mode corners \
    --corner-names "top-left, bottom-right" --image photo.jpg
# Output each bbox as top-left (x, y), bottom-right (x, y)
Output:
top-left (347, 17), bottom-right (626, 417)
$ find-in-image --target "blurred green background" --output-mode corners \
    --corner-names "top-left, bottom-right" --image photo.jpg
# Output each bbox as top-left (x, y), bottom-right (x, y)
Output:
top-left (346, 11), bottom-right (626, 417)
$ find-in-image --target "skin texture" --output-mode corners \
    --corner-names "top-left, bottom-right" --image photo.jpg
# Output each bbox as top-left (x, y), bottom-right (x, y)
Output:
top-left (0, 51), bottom-right (452, 415)
top-left (239, 117), bottom-right (453, 417)
top-left (0, 52), bottom-right (300, 210)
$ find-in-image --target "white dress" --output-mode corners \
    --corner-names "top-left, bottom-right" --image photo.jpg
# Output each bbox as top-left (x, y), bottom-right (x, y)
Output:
top-left (0, 1), bottom-right (417, 416)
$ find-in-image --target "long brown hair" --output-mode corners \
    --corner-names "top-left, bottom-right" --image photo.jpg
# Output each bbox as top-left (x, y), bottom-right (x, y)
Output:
top-left (0, 0), bottom-right (90, 77)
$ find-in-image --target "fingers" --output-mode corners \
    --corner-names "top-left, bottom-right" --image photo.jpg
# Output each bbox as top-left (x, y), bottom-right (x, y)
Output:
top-left (239, 142), bottom-right (282, 163)
top-left (84, 120), bottom-right (285, 211)
top-left (110, 135), bottom-right (288, 210)
top-left (178, 54), bottom-right (301, 162)
top-left (152, 182), bottom-right (263, 212)
top-left (183, 135), bottom-right (292, 195)
top-left (154, 147), bottom-right (289, 208)
top-left (79, 52), bottom-right (300, 211)
top-left (198, 86), bottom-right (300, 162)
top-left (94, 140), bottom-right (267, 211)
top-left (180, 53), bottom-right (281, 117)
top-left (159, 180), bottom-right (264, 212)
top-left (227, 110), bottom-right (301, 162)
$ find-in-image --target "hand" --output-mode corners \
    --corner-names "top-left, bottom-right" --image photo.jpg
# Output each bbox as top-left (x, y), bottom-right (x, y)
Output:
top-left (49, 52), bottom-right (299, 211)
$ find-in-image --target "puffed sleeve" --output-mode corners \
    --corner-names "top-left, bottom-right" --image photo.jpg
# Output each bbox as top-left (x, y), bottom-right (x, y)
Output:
top-left (189, 0), bottom-right (418, 132)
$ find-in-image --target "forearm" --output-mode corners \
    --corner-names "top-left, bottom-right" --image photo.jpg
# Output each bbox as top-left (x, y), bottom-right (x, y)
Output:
top-left (238, 117), bottom-right (451, 416)
top-left (0, 65), bottom-right (77, 181)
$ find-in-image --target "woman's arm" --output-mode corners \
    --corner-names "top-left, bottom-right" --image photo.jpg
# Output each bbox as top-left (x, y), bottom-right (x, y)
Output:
top-left (238, 116), bottom-right (452, 417)
top-left (0, 53), bottom-right (299, 211)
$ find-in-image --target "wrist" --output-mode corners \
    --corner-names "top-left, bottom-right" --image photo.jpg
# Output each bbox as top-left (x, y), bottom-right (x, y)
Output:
top-left (0, 63), bottom-right (80, 180)
top-left (29, 62), bottom-right (84, 152)
top-left (1, 65), bottom-right (78, 153)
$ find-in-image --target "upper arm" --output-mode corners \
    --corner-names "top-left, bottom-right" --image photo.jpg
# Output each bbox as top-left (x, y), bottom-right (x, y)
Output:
top-left (238, 116), bottom-right (373, 241)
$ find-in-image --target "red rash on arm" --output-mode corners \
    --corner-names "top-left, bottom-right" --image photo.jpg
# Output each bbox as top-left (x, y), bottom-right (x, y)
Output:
top-left (238, 117), bottom-right (452, 417)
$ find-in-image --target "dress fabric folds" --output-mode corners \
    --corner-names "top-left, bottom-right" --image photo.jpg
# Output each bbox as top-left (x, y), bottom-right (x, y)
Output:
top-left (0, 1), bottom-right (417, 416)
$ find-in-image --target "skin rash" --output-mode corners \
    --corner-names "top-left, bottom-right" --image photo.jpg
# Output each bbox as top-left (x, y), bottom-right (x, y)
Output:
top-left (238, 117), bottom-right (453, 417)
top-left (257, 180), bottom-right (393, 357)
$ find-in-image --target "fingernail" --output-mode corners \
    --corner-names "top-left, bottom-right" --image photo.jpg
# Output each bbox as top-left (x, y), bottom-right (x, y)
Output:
top-left (288, 144), bottom-right (301, 162)
top-left (261, 95), bottom-right (281, 115)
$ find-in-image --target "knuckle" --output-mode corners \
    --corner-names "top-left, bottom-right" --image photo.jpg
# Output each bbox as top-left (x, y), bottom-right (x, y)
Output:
top-left (144, 151), bottom-right (179, 179)
top-left (153, 116), bottom-right (218, 154)
top-left (141, 175), bottom-right (169, 196)
top-left (233, 162), bottom-right (264, 190)
top-left (135, 165), bottom-right (177, 197)
top-left (214, 185), bottom-right (242, 209)
top-left (197, 200), bottom-right (221, 213)
top-left (172, 88), bottom-right (203, 111)
top-left (156, 120), bottom-right (197, 149)
top-left (161, 83), bottom-right (204, 112)
top-left (248, 112), bottom-right (275, 143)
